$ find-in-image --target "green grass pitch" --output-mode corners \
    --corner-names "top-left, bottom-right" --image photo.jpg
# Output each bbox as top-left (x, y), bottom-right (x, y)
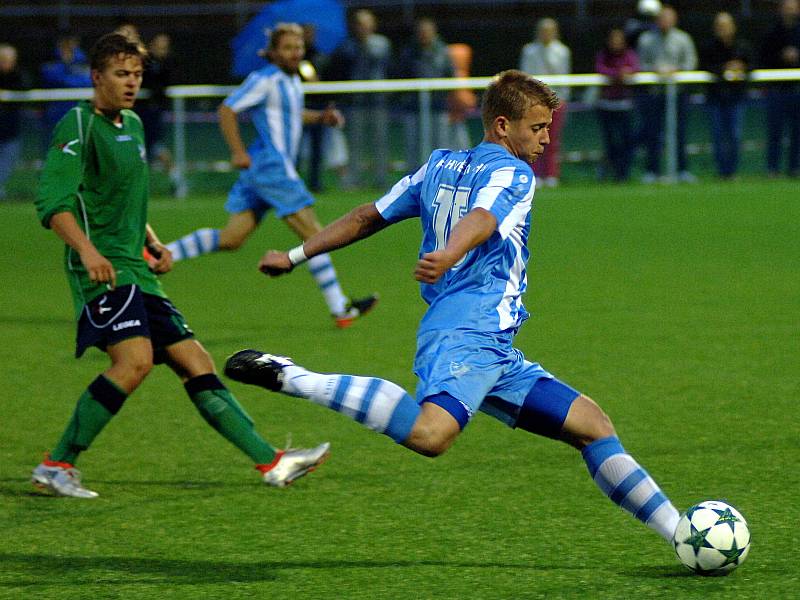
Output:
top-left (0, 179), bottom-right (797, 599)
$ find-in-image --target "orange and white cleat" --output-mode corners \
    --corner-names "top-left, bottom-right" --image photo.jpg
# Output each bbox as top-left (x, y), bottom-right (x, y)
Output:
top-left (256, 442), bottom-right (330, 487)
top-left (32, 457), bottom-right (99, 498)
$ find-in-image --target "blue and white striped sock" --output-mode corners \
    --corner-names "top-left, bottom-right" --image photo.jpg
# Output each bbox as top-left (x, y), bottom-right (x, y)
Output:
top-left (307, 254), bottom-right (348, 316)
top-left (166, 228), bottom-right (220, 262)
top-left (582, 436), bottom-right (680, 541)
top-left (281, 366), bottom-right (419, 443)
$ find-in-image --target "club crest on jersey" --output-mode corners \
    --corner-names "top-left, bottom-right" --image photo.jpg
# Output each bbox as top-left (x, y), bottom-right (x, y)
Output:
top-left (58, 139), bottom-right (80, 156)
top-left (449, 361), bottom-right (471, 377)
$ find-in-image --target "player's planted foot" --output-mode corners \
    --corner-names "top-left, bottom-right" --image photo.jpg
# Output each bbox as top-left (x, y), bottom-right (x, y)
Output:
top-left (334, 294), bottom-right (379, 328)
top-left (256, 442), bottom-right (331, 487)
top-left (31, 459), bottom-right (99, 498)
top-left (224, 350), bottom-right (294, 391)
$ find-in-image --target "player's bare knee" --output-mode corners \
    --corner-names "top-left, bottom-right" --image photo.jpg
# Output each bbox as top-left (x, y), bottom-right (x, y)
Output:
top-left (407, 422), bottom-right (457, 458)
top-left (129, 356), bottom-right (154, 382)
top-left (113, 356), bottom-right (152, 388)
top-left (416, 434), bottom-right (456, 458)
top-left (561, 394), bottom-right (617, 449)
top-left (218, 235), bottom-right (245, 251)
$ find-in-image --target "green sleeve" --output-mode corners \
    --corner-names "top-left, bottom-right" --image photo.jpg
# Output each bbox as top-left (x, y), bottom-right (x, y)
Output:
top-left (34, 108), bottom-right (85, 229)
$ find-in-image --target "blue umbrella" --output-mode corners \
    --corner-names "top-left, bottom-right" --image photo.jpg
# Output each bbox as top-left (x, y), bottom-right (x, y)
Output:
top-left (232, 0), bottom-right (347, 77)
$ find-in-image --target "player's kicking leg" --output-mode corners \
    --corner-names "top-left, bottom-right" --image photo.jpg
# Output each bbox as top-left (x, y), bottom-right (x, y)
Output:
top-left (166, 339), bottom-right (329, 487)
top-left (225, 349), bottom-right (681, 541)
top-left (223, 350), bottom-right (460, 457)
top-left (512, 376), bottom-right (680, 541)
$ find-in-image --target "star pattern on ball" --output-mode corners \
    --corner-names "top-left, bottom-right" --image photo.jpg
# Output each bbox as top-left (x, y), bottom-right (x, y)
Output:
top-left (686, 525), bottom-right (712, 554)
top-left (712, 507), bottom-right (741, 534)
top-left (718, 538), bottom-right (747, 566)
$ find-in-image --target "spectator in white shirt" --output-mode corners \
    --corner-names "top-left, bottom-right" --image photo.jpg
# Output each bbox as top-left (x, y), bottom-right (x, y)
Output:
top-left (519, 18), bottom-right (571, 187)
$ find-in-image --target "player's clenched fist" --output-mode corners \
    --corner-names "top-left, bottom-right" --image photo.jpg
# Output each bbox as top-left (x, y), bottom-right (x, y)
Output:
top-left (259, 250), bottom-right (293, 276)
top-left (79, 247), bottom-right (117, 289)
top-left (414, 250), bottom-right (453, 284)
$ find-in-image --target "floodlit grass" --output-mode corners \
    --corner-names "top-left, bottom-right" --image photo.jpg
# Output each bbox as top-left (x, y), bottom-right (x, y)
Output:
top-left (0, 178), bottom-right (797, 599)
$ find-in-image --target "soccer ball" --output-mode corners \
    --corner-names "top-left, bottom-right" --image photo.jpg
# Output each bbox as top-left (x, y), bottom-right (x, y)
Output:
top-left (673, 500), bottom-right (751, 575)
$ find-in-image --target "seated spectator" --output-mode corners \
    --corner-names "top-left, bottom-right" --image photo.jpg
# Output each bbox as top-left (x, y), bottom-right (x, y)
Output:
top-left (700, 12), bottom-right (752, 179)
top-left (595, 28), bottom-right (640, 181)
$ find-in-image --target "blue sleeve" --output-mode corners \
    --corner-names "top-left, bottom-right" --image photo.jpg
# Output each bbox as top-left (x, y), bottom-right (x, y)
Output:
top-left (223, 68), bottom-right (274, 112)
top-left (374, 162), bottom-right (428, 223)
top-left (472, 161), bottom-right (535, 239)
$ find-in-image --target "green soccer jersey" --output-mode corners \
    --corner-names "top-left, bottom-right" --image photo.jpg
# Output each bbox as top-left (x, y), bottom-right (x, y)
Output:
top-left (35, 101), bottom-right (165, 318)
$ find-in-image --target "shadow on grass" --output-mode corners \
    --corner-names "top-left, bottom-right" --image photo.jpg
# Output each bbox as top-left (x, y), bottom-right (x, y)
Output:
top-left (0, 552), bottom-right (558, 587)
top-left (621, 565), bottom-right (695, 579)
top-left (0, 479), bottom-right (255, 499)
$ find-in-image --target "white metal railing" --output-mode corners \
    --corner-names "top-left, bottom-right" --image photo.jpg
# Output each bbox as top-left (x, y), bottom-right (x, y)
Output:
top-left (3, 69), bottom-right (800, 196)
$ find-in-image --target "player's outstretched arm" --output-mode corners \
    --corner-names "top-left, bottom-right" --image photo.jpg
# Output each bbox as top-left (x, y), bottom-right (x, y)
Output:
top-left (414, 208), bottom-right (497, 284)
top-left (259, 203), bottom-right (389, 276)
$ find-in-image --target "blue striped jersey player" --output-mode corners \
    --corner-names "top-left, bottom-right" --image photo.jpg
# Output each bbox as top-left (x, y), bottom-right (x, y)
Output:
top-left (225, 70), bottom-right (684, 546)
top-left (165, 23), bottom-right (377, 328)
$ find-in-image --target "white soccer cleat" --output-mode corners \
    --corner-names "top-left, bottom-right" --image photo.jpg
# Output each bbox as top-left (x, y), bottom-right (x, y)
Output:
top-left (256, 442), bottom-right (331, 488)
top-left (32, 460), bottom-right (99, 499)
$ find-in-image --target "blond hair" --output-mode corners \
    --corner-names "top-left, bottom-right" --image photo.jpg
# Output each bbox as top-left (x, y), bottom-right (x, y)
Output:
top-left (481, 70), bottom-right (560, 130)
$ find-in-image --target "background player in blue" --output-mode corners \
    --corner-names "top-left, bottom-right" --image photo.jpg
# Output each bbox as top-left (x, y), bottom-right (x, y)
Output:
top-left (225, 71), bottom-right (682, 545)
top-left (166, 23), bottom-right (377, 328)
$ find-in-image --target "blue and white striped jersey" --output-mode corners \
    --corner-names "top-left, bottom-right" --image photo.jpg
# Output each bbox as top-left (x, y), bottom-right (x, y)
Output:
top-left (376, 141), bottom-right (536, 334)
top-left (223, 64), bottom-right (304, 177)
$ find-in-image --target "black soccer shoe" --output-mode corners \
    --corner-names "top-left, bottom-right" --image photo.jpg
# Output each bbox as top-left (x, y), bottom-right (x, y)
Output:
top-left (224, 349), bottom-right (293, 391)
top-left (334, 294), bottom-right (379, 328)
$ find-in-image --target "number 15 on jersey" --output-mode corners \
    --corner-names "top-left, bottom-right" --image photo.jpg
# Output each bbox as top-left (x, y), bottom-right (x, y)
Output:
top-left (431, 185), bottom-right (471, 269)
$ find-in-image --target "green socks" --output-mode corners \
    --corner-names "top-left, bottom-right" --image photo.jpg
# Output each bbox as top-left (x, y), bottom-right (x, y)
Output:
top-left (50, 373), bottom-right (276, 466)
top-left (185, 374), bottom-right (277, 464)
top-left (51, 375), bottom-right (127, 464)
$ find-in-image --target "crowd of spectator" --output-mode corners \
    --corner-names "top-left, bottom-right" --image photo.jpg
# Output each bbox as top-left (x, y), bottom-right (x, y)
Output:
top-left (1, 1), bottom-right (800, 198)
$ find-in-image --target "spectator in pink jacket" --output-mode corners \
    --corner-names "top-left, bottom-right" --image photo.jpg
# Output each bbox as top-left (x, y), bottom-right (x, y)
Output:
top-left (595, 27), bottom-right (640, 181)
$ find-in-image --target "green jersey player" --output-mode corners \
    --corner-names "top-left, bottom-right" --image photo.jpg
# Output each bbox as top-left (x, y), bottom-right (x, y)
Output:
top-left (31, 33), bottom-right (329, 498)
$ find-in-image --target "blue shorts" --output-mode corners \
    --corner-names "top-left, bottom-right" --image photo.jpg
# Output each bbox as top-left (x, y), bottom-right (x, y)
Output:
top-left (225, 154), bottom-right (314, 221)
top-left (76, 284), bottom-right (194, 363)
top-left (413, 329), bottom-right (579, 432)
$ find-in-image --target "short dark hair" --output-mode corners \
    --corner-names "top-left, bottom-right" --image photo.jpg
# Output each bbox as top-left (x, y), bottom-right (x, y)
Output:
top-left (481, 69), bottom-right (560, 130)
top-left (89, 33), bottom-right (146, 72)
